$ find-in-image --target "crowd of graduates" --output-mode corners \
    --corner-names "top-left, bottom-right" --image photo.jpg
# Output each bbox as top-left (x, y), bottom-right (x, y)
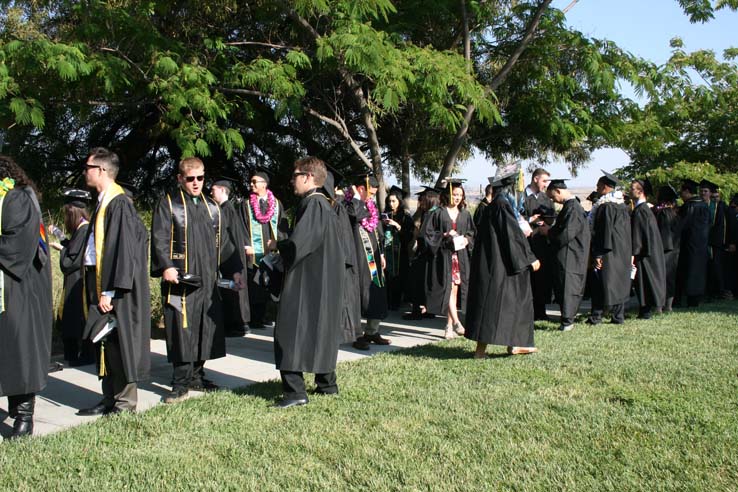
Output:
top-left (1, 147), bottom-right (735, 440)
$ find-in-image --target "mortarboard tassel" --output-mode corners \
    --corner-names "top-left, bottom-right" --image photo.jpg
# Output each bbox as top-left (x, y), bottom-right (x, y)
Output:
top-left (99, 342), bottom-right (107, 377)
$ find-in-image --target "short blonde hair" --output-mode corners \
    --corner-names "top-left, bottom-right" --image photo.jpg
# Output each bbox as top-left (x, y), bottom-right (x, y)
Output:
top-left (179, 157), bottom-right (204, 174)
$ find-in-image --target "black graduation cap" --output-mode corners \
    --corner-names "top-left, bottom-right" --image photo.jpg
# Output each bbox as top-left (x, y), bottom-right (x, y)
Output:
top-left (586, 191), bottom-right (599, 202)
top-left (251, 166), bottom-right (273, 185)
top-left (681, 178), bottom-right (699, 194)
top-left (321, 171), bottom-right (336, 200)
top-left (62, 188), bottom-right (92, 208)
top-left (633, 178), bottom-right (653, 196)
top-left (491, 167), bottom-right (518, 189)
top-left (353, 171), bottom-right (379, 189)
top-left (440, 178), bottom-right (467, 201)
top-left (415, 185), bottom-right (439, 196)
top-left (699, 178), bottom-right (719, 192)
top-left (547, 179), bottom-right (569, 190)
top-left (657, 185), bottom-right (678, 203)
top-left (212, 176), bottom-right (238, 191)
top-left (83, 307), bottom-right (117, 343)
top-left (323, 163), bottom-right (347, 189)
top-left (599, 169), bottom-right (620, 187)
top-left (387, 185), bottom-right (406, 200)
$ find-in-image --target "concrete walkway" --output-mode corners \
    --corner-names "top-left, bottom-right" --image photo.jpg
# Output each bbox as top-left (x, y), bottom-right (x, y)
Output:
top-left (0, 310), bottom-right (456, 439)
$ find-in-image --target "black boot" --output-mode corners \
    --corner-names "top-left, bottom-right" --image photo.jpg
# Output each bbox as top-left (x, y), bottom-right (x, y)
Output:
top-left (8, 394), bottom-right (35, 439)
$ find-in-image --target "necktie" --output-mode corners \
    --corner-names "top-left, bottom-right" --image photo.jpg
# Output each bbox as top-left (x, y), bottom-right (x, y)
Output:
top-left (260, 198), bottom-right (268, 215)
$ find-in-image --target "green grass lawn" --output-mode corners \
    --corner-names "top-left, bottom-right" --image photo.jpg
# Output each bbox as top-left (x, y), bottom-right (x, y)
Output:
top-left (2, 303), bottom-right (738, 491)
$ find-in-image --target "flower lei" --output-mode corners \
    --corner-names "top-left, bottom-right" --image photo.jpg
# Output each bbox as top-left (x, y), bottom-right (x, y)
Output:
top-left (345, 188), bottom-right (379, 232)
top-left (250, 189), bottom-right (277, 224)
top-left (0, 177), bottom-right (15, 198)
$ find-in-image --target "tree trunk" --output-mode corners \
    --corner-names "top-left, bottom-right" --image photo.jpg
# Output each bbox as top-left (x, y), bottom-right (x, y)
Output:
top-left (435, 0), bottom-right (553, 187)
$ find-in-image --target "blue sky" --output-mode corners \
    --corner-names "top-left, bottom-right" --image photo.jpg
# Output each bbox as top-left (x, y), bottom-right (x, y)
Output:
top-left (400, 0), bottom-right (738, 191)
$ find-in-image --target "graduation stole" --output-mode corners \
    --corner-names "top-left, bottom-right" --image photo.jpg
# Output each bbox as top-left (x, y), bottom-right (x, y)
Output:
top-left (360, 227), bottom-right (384, 287)
top-left (247, 199), bottom-right (279, 266)
top-left (0, 178), bottom-right (16, 313)
top-left (91, 183), bottom-right (125, 299)
top-left (166, 189), bottom-right (221, 328)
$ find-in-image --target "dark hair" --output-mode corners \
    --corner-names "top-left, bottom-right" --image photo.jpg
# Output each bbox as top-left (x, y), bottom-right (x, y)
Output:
top-left (425, 192), bottom-right (440, 211)
top-left (439, 185), bottom-right (467, 210)
top-left (294, 156), bottom-right (327, 186)
top-left (385, 191), bottom-right (407, 214)
top-left (88, 147), bottom-right (120, 179)
top-left (484, 184), bottom-right (493, 196)
top-left (0, 154), bottom-right (40, 197)
top-left (63, 203), bottom-right (90, 234)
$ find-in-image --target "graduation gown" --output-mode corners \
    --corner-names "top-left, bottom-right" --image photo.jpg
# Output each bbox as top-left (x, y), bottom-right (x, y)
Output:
top-left (677, 197), bottom-right (710, 297)
top-left (151, 190), bottom-right (231, 364)
top-left (406, 209), bottom-right (434, 306)
top-left (334, 199), bottom-right (362, 343)
top-left (473, 198), bottom-right (491, 228)
top-left (86, 193), bottom-right (151, 383)
top-left (465, 194), bottom-right (537, 347)
top-left (655, 206), bottom-right (681, 298)
top-left (346, 196), bottom-right (388, 319)
top-left (424, 207), bottom-right (476, 316)
top-left (275, 190), bottom-right (344, 373)
top-left (384, 209), bottom-right (414, 306)
top-left (219, 198), bottom-right (250, 327)
top-left (707, 200), bottom-right (729, 294)
top-left (0, 187), bottom-right (53, 397)
top-left (631, 203), bottom-right (666, 308)
top-left (591, 201), bottom-right (632, 306)
top-left (58, 223), bottom-right (89, 341)
top-left (547, 198), bottom-right (590, 321)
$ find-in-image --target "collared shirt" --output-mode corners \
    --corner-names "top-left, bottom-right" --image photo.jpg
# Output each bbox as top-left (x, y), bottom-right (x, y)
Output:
top-left (84, 184), bottom-right (115, 298)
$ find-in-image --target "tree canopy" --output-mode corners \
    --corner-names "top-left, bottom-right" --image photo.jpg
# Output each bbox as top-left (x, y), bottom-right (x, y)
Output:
top-left (0, 0), bottom-right (736, 207)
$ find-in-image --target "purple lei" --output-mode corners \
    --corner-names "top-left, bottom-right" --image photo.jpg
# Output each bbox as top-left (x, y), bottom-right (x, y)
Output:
top-left (250, 190), bottom-right (277, 224)
top-left (345, 188), bottom-right (379, 232)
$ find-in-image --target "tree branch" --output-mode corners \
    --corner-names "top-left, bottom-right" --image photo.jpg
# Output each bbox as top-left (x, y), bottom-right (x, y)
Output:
top-left (436, 0), bottom-right (553, 186)
top-left (305, 107), bottom-right (373, 169)
top-left (225, 41), bottom-right (296, 50)
top-left (99, 47), bottom-right (149, 81)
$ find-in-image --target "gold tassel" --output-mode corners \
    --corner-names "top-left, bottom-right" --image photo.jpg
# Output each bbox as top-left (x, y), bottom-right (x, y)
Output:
top-left (182, 295), bottom-right (188, 329)
top-left (99, 342), bottom-right (107, 377)
top-left (517, 167), bottom-right (525, 193)
top-left (449, 182), bottom-right (453, 203)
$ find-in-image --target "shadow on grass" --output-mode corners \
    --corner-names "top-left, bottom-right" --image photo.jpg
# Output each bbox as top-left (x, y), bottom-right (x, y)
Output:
top-left (232, 380), bottom-right (282, 402)
top-left (383, 343), bottom-right (511, 360)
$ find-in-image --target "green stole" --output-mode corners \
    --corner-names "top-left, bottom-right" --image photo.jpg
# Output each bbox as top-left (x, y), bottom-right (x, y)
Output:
top-left (247, 199), bottom-right (280, 266)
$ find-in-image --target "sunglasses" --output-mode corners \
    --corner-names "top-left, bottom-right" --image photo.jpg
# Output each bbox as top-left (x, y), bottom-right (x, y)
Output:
top-left (292, 171), bottom-right (309, 178)
top-left (250, 179), bottom-right (266, 185)
top-left (84, 164), bottom-right (102, 170)
top-left (185, 175), bottom-right (205, 183)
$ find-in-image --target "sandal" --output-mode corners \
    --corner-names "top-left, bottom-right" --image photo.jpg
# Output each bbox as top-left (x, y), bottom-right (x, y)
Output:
top-left (453, 322), bottom-right (465, 336)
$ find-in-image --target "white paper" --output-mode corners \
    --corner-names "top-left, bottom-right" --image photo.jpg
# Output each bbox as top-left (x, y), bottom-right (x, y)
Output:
top-left (453, 236), bottom-right (467, 251)
top-left (92, 318), bottom-right (117, 344)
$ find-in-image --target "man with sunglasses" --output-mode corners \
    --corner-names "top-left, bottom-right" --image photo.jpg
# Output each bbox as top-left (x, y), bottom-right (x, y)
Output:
top-left (76, 147), bottom-right (151, 417)
top-left (239, 168), bottom-right (289, 329)
top-left (151, 157), bottom-right (245, 403)
top-left (273, 156), bottom-right (344, 407)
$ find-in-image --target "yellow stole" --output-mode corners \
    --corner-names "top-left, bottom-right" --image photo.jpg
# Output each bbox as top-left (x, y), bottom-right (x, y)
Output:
top-left (94, 182), bottom-right (126, 296)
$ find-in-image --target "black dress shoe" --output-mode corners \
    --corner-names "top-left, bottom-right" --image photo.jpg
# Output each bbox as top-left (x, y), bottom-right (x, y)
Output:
top-left (366, 333), bottom-right (391, 345)
top-left (273, 397), bottom-right (308, 409)
top-left (9, 419), bottom-right (33, 439)
top-left (163, 387), bottom-right (189, 404)
top-left (189, 378), bottom-right (220, 392)
top-left (76, 403), bottom-right (111, 416)
top-left (352, 337), bottom-right (371, 350)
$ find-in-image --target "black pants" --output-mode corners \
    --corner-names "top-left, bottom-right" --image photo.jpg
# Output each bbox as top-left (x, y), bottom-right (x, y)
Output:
top-left (588, 269), bottom-right (625, 324)
top-left (280, 371), bottom-right (337, 400)
top-left (531, 262), bottom-right (552, 319)
top-left (172, 360), bottom-right (206, 390)
top-left (86, 266), bottom-right (137, 411)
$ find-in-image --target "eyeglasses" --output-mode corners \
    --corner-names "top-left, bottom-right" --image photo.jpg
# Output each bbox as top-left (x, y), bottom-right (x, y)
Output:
top-left (250, 179), bottom-right (266, 185)
top-left (84, 164), bottom-right (101, 171)
top-left (292, 171), bottom-right (309, 178)
top-left (185, 175), bottom-right (205, 183)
